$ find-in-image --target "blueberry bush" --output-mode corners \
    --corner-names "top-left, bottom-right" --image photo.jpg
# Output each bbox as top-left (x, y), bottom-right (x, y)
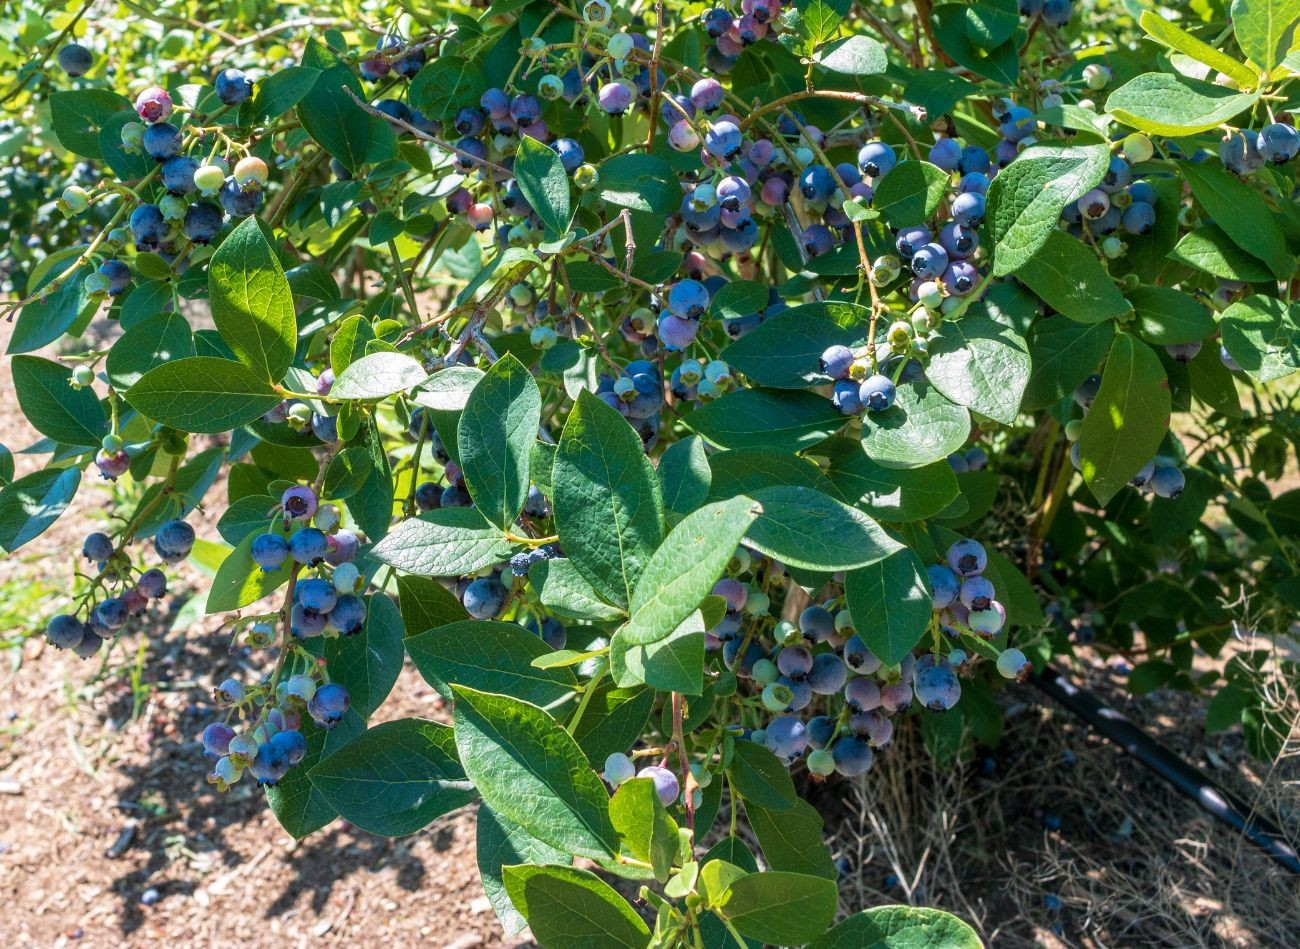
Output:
top-left (4, 0), bottom-right (1300, 942)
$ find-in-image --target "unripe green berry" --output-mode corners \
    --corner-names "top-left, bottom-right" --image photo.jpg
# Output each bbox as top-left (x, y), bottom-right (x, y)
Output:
top-left (573, 164), bottom-right (600, 190)
top-left (61, 185), bottom-right (90, 214)
top-left (607, 32), bottom-right (634, 60)
top-left (194, 164), bottom-right (225, 195)
top-left (530, 324), bottom-right (558, 349)
top-left (752, 658), bottom-right (778, 685)
top-left (101, 433), bottom-right (124, 453)
top-left (1064, 419), bottom-right (1083, 441)
top-left (761, 681), bottom-right (794, 712)
top-left (83, 271), bottom-right (110, 296)
top-left (71, 365), bottom-right (95, 387)
top-left (807, 749), bottom-right (835, 776)
top-left (1122, 133), bottom-right (1153, 163)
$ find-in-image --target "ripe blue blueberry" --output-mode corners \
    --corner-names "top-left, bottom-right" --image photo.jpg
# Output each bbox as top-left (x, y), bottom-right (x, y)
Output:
top-left (798, 605), bottom-right (835, 643)
top-left (249, 740), bottom-right (291, 786)
top-left (328, 594), bottom-right (367, 635)
top-left (219, 176), bottom-right (264, 216)
top-left (155, 519), bottom-right (195, 561)
top-left (843, 634), bottom-right (882, 674)
top-left (251, 532), bottom-right (289, 571)
top-left (296, 578), bottom-right (338, 614)
top-left (690, 77), bottom-right (725, 113)
top-left (215, 68), bottom-right (253, 105)
top-left (667, 279), bottom-right (710, 319)
top-left (928, 137), bottom-right (962, 171)
top-left (799, 164), bottom-right (836, 203)
top-left (182, 201), bottom-right (224, 244)
top-left (1259, 122), bottom-right (1300, 164)
top-left (46, 614), bottom-right (87, 650)
top-left (1073, 373), bottom-right (1101, 409)
top-left (951, 191), bottom-right (986, 228)
top-left (832, 736), bottom-right (875, 775)
top-left (895, 225), bottom-right (931, 259)
top-left (806, 714), bottom-right (837, 750)
top-left (910, 242), bottom-right (949, 279)
top-left (269, 728), bottom-right (307, 766)
top-left (807, 652), bottom-right (847, 695)
top-left (958, 145), bottom-right (992, 175)
top-left (858, 374), bottom-right (896, 413)
top-left (1149, 465), bottom-right (1185, 499)
top-left (83, 531), bottom-right (114, 562)
top-left (553, 137), bottom-right (584, 173)
top-left (946, 538), bottom-right (986, 577)
top-left (832, 379), bottom-right (862, 415)
top-left (1120, 201), bottom-right (1155, 236)
top-left (857, 140), bottom-right (896, 178)
top-left (959, 575), bottom-right (996, 611)
top-left (844, 677), bottom-right (882, 712)
top-left (307, 682), bottom-right (350, 728)
top-left (463, 576), bottom-right (508, 619)
top-left (160, 155), bottom-right (197, 194)
top-left (704, 120), bottom-right (743, 161)
top-left (288, 527), bottom-right (329, 565)
top-left (764, 715), bottom-right (809, 763)
top-left (927, 564), bottom-right (960, 609)
top-left (129, 204), bottom-right (166, 247)
top-left (776, 645), bottom-right (813, 679)
top-left (597, 82), bottom-right (634, 115)
top-left (939, 223), bottom-right (978, 260)
top-left (58, 43), bottom-right (93, 77)
top-left (525, 615), bottom-right (567, 650)
top-left (202, 722), bottom-right (235, 758)
top-left (142, 122), bottom-right (182, 160)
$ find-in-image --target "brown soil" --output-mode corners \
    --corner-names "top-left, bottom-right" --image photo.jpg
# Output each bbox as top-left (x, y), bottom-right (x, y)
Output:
top-left (2, 318), bottom-right (1296, 948)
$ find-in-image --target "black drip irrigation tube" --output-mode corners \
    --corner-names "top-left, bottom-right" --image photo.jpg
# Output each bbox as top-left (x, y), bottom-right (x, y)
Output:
top-left (1031, 664), bottom-right (1300, 874)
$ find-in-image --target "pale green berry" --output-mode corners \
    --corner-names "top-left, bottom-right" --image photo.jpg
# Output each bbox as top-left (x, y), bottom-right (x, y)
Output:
top-left (71, 365), bottom-right (95, 387)
top-left (62, 185), bottom-right (89, 213)
top-left (1123, 133), bottom-right (1153, 163)
top-left (573, 164), bottom-right (600, 189)
top-left (806, 749), bottom-right (835, 776)
top-left (1064, 419), bottom-right (1083, 442)
top-left (607, 32), bottom-right (634, 60)
top-left (194, 164), bottom-right (225, 195)
top-left (83, 271), bottom-right (110, 296)
top-left (101, 433), bottom-right (124, 452)
top-left (530, 324), bottom-right (557, 349)
top-left (752, 658), bottom-right (778, 685)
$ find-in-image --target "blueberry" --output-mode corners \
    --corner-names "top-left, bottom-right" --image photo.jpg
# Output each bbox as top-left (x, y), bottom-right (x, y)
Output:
top-left (328, 594), bottom-right (368, 635)
top-left (927, 564), bottom-right (960, 609)
top-left (395, 49), bottom-right (427, 79)
top-left (83, 531), bottom-right (114, 562)
top-left (249, 740), bottom-right (291, 785)
top-left (307, 682), bottom-right (350, 728)
top-left (764, 715), bottom-right (809, 763)
top-left (1149, 465), bottom-right (1185, 499)
top-left (958, 145), bottom-right (991, 175)
top-left (182, 201), bottom-right (224, 244)
top-left (98, 258), bottom-right (131, 295)
top-left (928, 137), bottom-right (962, 171)
top-left (799, 164), bottom-right (836, 203)
top-left (996, 647), bottom-right (1031, 681)
top-left (296, 578), bottom-right (338, 613)
top-left (597, 82), bottom-right (634, 115)
top-left (137, 568), bottom-right (167, 598)
top-left (910, 242), bottom-right (949, 279)
top-left (690, 77), bottom-right (725, 113)
top-left (93, 597), bottom-right (128, 631)
top-left (288, 527), bottom-right (329, 565)
top-left (857, 140), bottom-right (896, 178)
top-left (843, 635), bottom-right (882, 675)
top-left (704, 120), bottom-right (743, 161)
top-left (939, 222), bottom-right (979, 260)
top-left (603, 752), bottom-right (636, 787)
top-left (1259, 122), bottom-right (1300, 164)
top-left (58, 43), bottom-right (94, 77)
top-left (1074, 373), bottom-right (1102, 409)
top-left (463, 576), bottom-right (508, 619)
top-left (142, 122), bottom-right (182, 160)
top-left (959, 576), bottom-right (996, 612)
top-left (844, 677), bottom-right (882, 712)
top-left (914, 656), bottom-right (961, 711)
top-left (134, 86), bottom-right (173, 123)
top-left (807, 652), bottom-right (847, 695)
top-left (667, 279), bottom-right (710, 319)
top-left (638, 765), bottom-right (679, 805)
top-left (1042, 0), bottom-right (1073, 27)
top-left (201, 722), bottom-right (235, 758)
top-left (703, 7), bottom-right (734, 37)
top-left (723, 638), bottom-right (766, 677)
top-left (155, 519), bottom-right (195, 559)
top-left (219, 176), bottom-right (263, 217)
top-left (832, 737), bottom-right (875, 776)
top-left (441, 484), bottom-right (473, 507)
top-left (895, 225), bottom-right (931, 259)
top-left (282, 485), bottom-right (318, 520)
top-left (269, 728), bottom-right (307, 766)
top-left (414, 481), bottom-right (442, 511)
top-left (129, 204), bottom-right (167, 248)
top-left (799, 605), bottom-right (835, 643)
top-left (215, 68), bottom-right (253, 105)
top-left (46, 614), bottom-right (87, 650)
top-left (1220, 130), bottom-right (1263, 176)
top-left (525, 615), bottom-right (567, 650)
top-left (1165, 341), bottom-right (1201, 363)
top-left (553, 137), bottom-right (584, 173)
top-left (801, 224), bottom-right (834, 257)
top-left (1000, 106), bottom-right (1035, 142)
top-left (1121, 201), bottom-right (1155, 236)
top-left (951, 191), bottom-right (986, 228)
top-left (251, 533), bottom-right (289, 572)
top-left (806, 714), bottom-right (837, 749)
top-left (858, 374), bottom-right (896, 413)
top-left (946, 538), bottom-right (987, 577)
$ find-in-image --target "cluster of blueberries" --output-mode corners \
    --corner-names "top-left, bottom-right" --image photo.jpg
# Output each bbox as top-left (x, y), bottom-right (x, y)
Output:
top-left (599, 539), bottom-right (1031, 795)
top-left (44, 518), bottom-right (193, 657)
top-left (58, 70), bottom-right (265, 297)
top-left (1068, 374), bottom-right (1186, 499)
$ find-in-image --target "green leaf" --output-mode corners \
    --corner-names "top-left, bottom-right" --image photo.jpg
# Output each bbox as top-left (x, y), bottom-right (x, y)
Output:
top-left (324, 593), bottom-right (404, 718)
top-left (1078, 333), bottom-right (1171, 504)
top-left (514, 135), bottom-right (572, 238)
top-left (719, 306), bottom-right (860, 389)
top-left (825, 442), bottom-right (961, 523)
top-left (715, 870), bottom-right (839, 945)
top-left (861, 378), bottom-right (970, 469)
top-left (413, 364), bottom-right (485, 411)
top-left (745, 485), bottom-right (901, 570)
top-left (611, 609), bottom-right (706, 693)
top-left (11, 355), bottom-right (107, 446)
top-left (251, 65), bottom-right (320, 121)
top-left (206, 523), bottom-right (293, 613)
top-left (105, 312), bottom-right (195, 390)
top-left (321, 445), bottom-right (373, 500)
top-left (307, 718), bottom-right (475, 836)
top-left (124, 356), bottom-right (281, 434)
top-left (209, 217), bottom-right (297, 382)
top-left (811, 905), bottom-right (983, 949)
top-left (1180, 161), bottom-right (1294, 281)
top-left (476, 805), bottom-right (567, 937)
top-left (0, 467), bottom-right (80, 553)
top-left (7, 261), bottom-right (93, 354)
top-left (609, 777), bottom-right (678, 880)
top-left (48, 89), bottom-right (131, 158)
top-left (926, 314), bottom-right (1030, 424)
top-left (845, 547), bottom-right (932, 665)
top-left (930, 4), bottom-right (1019, 84)
top-left (215, 495), bottom-right (275, 546)
top-left (1168, 225), bottom-right (1273, 282)
top-left (745, 798), bottom-right (837, 879)
top-left (396, 573), bottom-right (468, 634)
top-left (571, 683), bottom-right (653, 765)
top-left (871, 160), bottom-right (951, 229)
top-left (1139, 11), bottom-right (1258, 88)
top-left (331, 351), bottom-right (427, 400)
top-left (452, 686), bottom-right (617, 859)
top-left (1220, 295), bottom-right (1300, 382)
top-left (1019, 318), bottom-right (1112, 410)
top-left (1187, 342), bottom-right (1243, 418)
top-left (266, 709), bottom-right (365, 838)
top-left (409, 55), bottom-right (487, 120)
top-left (502, 865), bottom-right (650, 948)
top-left (554, 391), bottom-right (663, 609)
top-left (814, 34), bottom-right (888, 74)
top-left (459, 354), bottom-right (540, 530)
top-left (709, 280), bottom-right (770, 320)
top-left (1015, 230), bottom-right (1132, 324)
top-left (1231, 0), bottom-right (1300, 73)
top-left (529, 557), bottom-right (627, 622)
top-left (596, 154), bottom-right (679, 216)
top-left (330, 314), bottom-right (376, 378)
top-left (298, 38), bottom-right (396, 172)
top-left (707, 449), bottom-right (839, 502)
top-left (370, 508), bottom-right (516, 577)
top-left (985, 142), bottom-right (1111, 276)
top-left (620, 496), bottom-right (759, 646)
top-left (728, 739), bottom-right (798, 811)
top-left (408, 620), bottom-right (576, 705)
top-left (1105, 72), bottom-right (1260, 136)
top-left (658, 435), bottom-right (712, 521)
top-left (1128, 286), bottom-right (1214, 346)
top-left (686, 388), bottom-right (842, 453)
